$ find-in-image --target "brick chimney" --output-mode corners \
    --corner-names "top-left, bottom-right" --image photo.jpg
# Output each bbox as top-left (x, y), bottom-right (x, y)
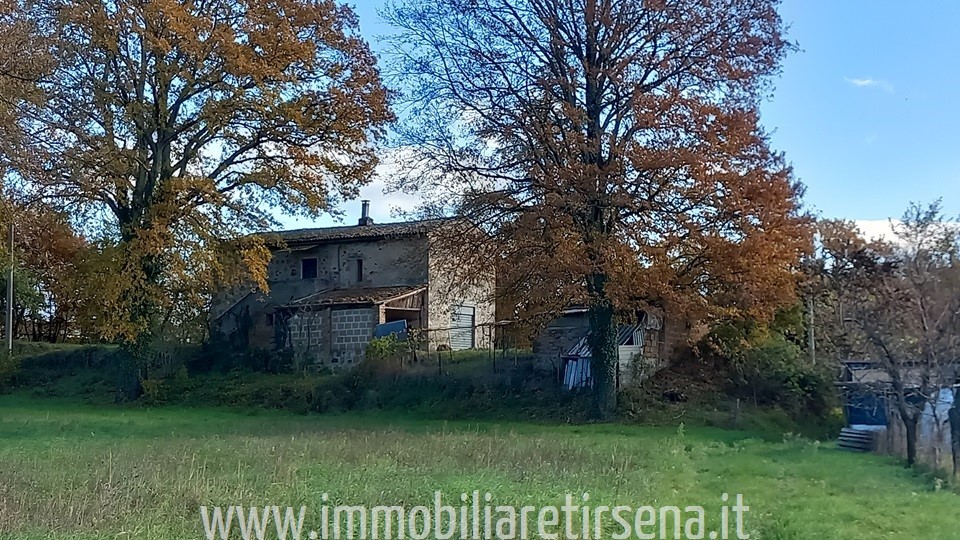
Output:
top-left (358, 200), bottom-right (374, 226)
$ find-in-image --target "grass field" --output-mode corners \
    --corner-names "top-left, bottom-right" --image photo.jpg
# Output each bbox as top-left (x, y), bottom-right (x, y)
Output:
top-left (0, 396), bottom-right (957, 539)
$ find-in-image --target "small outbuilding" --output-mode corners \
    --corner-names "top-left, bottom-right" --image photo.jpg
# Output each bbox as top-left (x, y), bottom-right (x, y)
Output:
top-left (533, 307), bottom-right (679, 390)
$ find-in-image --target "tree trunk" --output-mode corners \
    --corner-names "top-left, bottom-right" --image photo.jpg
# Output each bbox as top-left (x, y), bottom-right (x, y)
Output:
top-left (587, 273), bottom-right (618, 419)
top-left (901, 409), bottom-right (920, 467)
top-left (114, 232), bottom-right (164, 402)
top-left (949, 389), bottom-right (960, 479)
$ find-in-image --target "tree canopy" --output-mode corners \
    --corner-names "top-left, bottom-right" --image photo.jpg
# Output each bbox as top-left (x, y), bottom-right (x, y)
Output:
top-left (4, 0), bottom-right (393, 341)
top-left (813, 203), bottom-right (960, 466)
top-left (384, 0), bottom-right (810, 414)
top-left (0, 0), bottom-right (50, 167)
top-left (0, 197), bottom-right (94, 342)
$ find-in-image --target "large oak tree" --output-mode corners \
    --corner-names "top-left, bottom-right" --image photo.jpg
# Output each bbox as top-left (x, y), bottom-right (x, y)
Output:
top-left (7, 0), bottom-right (393, 343)
top-left (384, 0), bottom-right (810, 416)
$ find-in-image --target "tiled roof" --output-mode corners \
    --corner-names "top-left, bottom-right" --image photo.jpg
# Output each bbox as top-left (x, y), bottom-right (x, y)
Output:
top-left (284, 285), bottom-right (426, 308)
top-left (266, 218), bottom-right (449, 244)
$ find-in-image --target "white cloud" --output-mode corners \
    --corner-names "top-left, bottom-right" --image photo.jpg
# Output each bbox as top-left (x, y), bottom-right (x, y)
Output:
top-left (853, 219), bottom-right (960, 247)
top-left (845, 77), bottom-right (877, 87)
top-left (854, 219), bottom-right (898, 242)
top-left (844, 77), bottom-right (894, 93)
top-left (278, 148), bottom-right (424, 230)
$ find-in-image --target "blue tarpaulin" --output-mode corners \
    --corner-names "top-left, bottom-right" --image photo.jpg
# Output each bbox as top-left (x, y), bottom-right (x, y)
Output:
top-left (844, 392), bottom-right (888, 426)
top-left (373, 319), bottom-right (408, 340)
top-left (563, 358), bottom-right (593, 389)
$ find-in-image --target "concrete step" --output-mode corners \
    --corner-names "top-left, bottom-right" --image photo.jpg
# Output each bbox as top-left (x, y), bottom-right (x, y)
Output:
top-left (837, 428), bottom-right (877, 452)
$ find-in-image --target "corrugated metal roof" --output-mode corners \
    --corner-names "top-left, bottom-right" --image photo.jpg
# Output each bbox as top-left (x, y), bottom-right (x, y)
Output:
top-left (563, 324), bottom-right (642, 358)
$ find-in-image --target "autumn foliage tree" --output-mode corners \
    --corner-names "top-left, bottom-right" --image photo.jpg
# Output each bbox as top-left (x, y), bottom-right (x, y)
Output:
top-left (384, 0), bottom-right (810, 416)
top-left (0, 0), bottom-right (50, 170)
top-left (0, 197), bottom-right (93, 342)
top-left (7, 0), bottom-right (393, 347)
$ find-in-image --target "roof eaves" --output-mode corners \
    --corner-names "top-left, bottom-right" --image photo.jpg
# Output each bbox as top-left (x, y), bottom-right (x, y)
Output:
top-left (212, 290), bottom-right (256, 321)
top-left (280, 286), bottom-right (427, 310)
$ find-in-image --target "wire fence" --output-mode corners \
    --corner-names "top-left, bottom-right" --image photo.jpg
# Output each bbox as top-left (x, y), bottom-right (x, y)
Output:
top-left (367, 321), bottom-right (534, 377)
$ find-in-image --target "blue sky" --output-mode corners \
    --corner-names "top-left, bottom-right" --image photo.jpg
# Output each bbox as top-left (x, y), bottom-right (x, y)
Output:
top-left (759, 0), bottom-right (960, 222)
top-left (299, 0), bottom-right (959, 229)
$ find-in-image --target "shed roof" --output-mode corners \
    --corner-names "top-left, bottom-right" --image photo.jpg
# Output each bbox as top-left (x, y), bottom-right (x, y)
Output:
top-left (283, 285), bottom-right (426, 308)
top-left (563, 324), bottom-right (643, 359)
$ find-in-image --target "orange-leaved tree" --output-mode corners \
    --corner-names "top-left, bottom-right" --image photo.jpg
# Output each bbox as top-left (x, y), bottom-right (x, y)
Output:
top-left (7, 0), bottom-right (393, 348)
top-left (384, 0), bottom-right (810, 416)
top-left (0, 196), bottom-right (96, 342)
top-left (0, 0), bottom-right (50, 167)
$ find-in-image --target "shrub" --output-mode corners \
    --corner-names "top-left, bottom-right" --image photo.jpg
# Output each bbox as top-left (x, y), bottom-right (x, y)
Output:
top-left (0, 352), bottom-right (20, 389)
top-left (6, 339), bottom-right (576, 421)
top-left (3, 343), bottom-right (119, 402)
top-left (726, 334), bottom-right (837, 418)
top-left (360, 335), bottom-right (410, 377)
top-left (187, 340), bottom-right (298, 374)
top-left (140, 367), bottom-right (191, 406)
top-left (696, 309), bottom-right (838, 423)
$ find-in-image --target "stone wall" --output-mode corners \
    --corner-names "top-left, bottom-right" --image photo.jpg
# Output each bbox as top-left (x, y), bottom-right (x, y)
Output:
top-left (330, 307), bottom-right (377, 366)
top-left (212, 291), bottom-right (275, 350)
top-left (659, 316), bottom-right (699, 363)
top-left (532, 310), bottom-right (688, 385)
top-left (532, 312), bottom-right (590, 373)
top-left (426, 236), bottom-right (496, 350)
top-left (287, 309), bottom-right (328, 367)
top-left (287, 307), bottom-right (377, 367)
top-left (268, 236), bottom-right (430, 307)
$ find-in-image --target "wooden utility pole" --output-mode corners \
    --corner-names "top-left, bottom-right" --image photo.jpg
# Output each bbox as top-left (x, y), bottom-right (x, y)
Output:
top-left (6, 221), bottom-right (12, 352)
top-left (807, 295), bottom-right (815, 365)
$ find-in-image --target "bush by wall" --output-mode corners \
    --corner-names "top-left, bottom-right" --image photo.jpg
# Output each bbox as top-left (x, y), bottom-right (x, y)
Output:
top-left (697, 318), bottom-right (839, 422)
top-left (3, 342), bottom-right (118, 402)
top-left (2, 338), bottom-right (580, 421)
top-left (3, 330), bottom-right (839, 438)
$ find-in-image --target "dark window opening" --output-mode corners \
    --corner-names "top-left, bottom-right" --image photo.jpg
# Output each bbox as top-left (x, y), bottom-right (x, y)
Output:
top-left (266, 313), bottom-right (275, 326)
top-left (356, 258), bottom-right (364, 283)
top-left (301, 258), bottom-right (318, 280)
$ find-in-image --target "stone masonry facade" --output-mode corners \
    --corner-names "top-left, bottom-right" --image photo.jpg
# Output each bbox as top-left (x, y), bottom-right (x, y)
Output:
top-left (287, 310), bottom-right (326, 366)
top-left (214, 217), bottom-right (497, 368)
top-left (285, 307), bottom-right (377, 367)
top-left (330, 308), bottom-right (376, 366)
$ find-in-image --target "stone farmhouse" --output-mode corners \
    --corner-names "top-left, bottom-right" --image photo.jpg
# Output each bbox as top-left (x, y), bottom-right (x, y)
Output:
top-left (214, 202), bottom-right (495, 368)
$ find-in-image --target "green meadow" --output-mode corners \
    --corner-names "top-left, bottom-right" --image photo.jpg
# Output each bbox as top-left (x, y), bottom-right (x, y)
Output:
top-left (0, 396), bottom-right (957, 539)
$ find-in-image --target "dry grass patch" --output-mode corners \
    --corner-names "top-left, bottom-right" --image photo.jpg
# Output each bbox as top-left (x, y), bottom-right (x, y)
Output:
top-left (0, 397), bottom-right (957, 539)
